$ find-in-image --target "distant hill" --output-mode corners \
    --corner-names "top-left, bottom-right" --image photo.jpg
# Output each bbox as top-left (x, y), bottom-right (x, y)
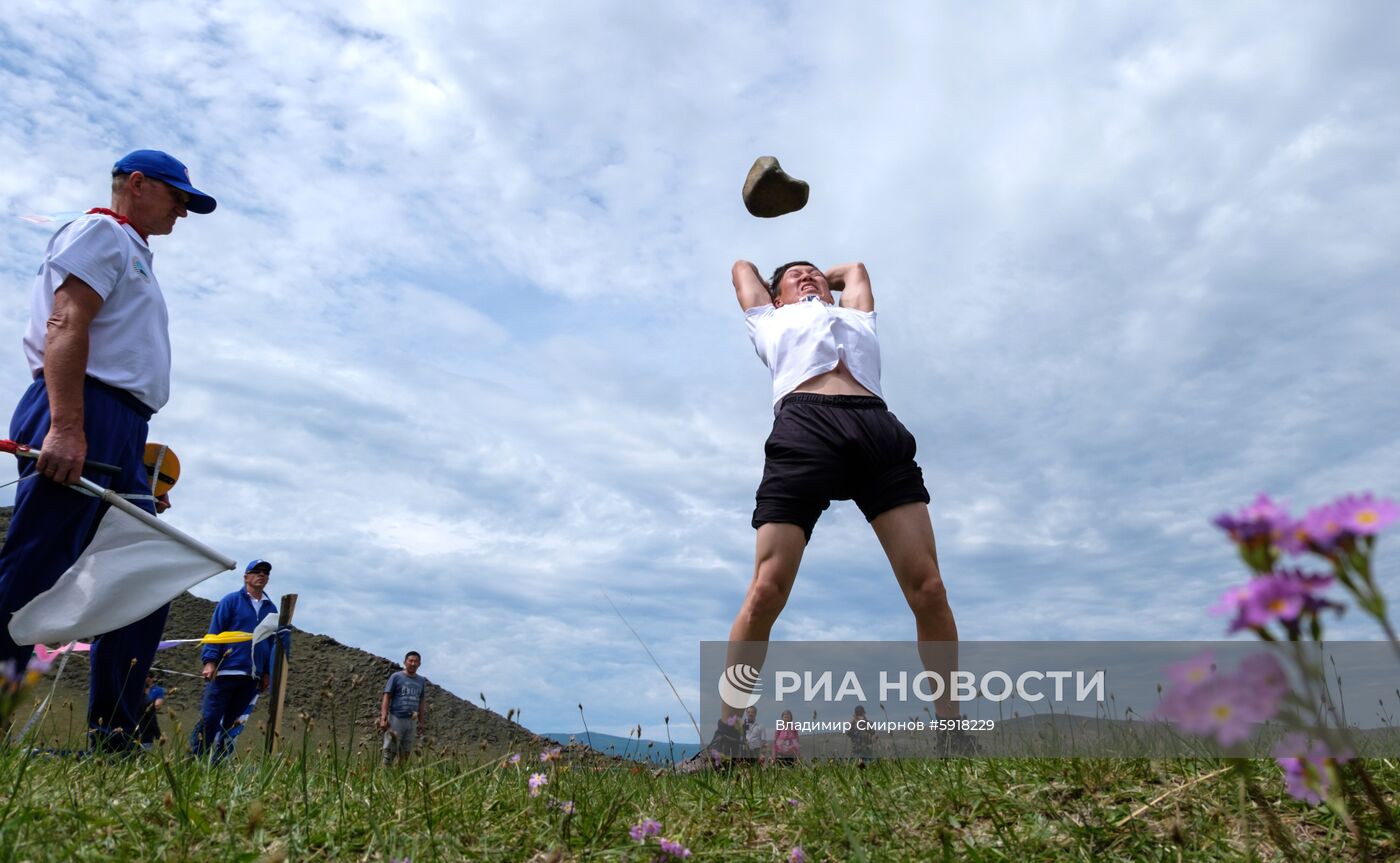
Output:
top-left (542, 731), bottom-right (701, 765)
top-left (2, 506), bottom-right (582, 760)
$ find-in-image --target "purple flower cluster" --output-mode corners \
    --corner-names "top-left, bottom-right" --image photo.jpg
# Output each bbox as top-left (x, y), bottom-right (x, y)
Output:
top-left (1205, 490), bottom-right (1394, 811)
top-left (1156, 651), bottom-right (1287, 746)
top-left (539, 746), bottom-right (562, 762)
top-left (1214, 492), bottom-right (1398, 558)
top-left (788, 846), bottom-right (807, 863)
top-left (1211, 569), bottom-right (1337, 634)
top-left (1213, 493), bottom-right (1292, 546)
top-left (1273, 733), bottom-right (1352, 804)
top-left (629, 818), bottom-right (663, 842)
top-left (628, 819), bottom-right (690, 859)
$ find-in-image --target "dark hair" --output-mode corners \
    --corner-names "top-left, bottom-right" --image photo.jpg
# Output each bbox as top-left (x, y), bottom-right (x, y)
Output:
top-left (768, 260), bottom-right (818, 301)
top-left (405, 651), bottom-right (421, 661)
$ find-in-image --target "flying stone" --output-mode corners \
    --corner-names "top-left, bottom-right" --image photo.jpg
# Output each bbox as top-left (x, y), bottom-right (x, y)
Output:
top-left (742, 156), bottom-right (809, 218)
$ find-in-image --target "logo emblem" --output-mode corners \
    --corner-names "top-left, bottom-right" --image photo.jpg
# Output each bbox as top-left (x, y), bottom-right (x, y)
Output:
top-left (717, 664), bottom-right (762, 710)
top-left (132, 259), bottom-right (150, 280)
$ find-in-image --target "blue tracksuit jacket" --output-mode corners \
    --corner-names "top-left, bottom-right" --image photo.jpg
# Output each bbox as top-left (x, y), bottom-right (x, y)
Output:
top-left (200, 589), bottom-right (278, 676)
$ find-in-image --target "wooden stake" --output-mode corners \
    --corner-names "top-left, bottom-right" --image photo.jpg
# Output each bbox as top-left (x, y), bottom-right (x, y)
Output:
top-left (264, 593), bottom-right (298, 754)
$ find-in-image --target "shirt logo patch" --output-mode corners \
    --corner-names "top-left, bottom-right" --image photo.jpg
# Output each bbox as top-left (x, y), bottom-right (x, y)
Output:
top-left (132, 259), bottom-right (150, 280)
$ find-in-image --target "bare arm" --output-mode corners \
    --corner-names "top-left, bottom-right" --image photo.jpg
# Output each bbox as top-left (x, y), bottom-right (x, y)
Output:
top-left (733, 260), bottom-right (772, 311)
top-left (379, 692), bottom-right (391, 729)
top-left (827, 262), bottom-right (873, 313)
top-left (38, 277), bottom-right (104, 485)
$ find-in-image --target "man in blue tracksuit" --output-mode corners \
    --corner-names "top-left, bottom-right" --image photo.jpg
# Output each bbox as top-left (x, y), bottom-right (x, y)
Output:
top-left (190, 559), bottom-right (277, 762)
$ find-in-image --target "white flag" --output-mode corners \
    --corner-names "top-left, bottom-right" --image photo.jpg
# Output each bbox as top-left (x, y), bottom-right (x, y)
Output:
top-left (8, 494), bottom-right (235, 645)
top-left (251, 612), bottom-right (280, 646)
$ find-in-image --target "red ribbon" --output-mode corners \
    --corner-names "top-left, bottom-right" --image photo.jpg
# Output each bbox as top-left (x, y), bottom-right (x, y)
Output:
top-left (86, 207), bottom-right (130, 225)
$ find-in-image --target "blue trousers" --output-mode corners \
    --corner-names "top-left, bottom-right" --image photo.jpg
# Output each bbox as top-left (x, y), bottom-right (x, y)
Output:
top-left (190, 675), bottom-right (258, 762)
top-left (0, 377), bottom-right (165, 747)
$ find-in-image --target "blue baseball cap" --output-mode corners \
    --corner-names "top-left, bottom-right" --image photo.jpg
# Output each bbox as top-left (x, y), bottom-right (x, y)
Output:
top-left (245, 559), bottom-right (271, 574)
top-left (112, 149), bottom-right (217, 214)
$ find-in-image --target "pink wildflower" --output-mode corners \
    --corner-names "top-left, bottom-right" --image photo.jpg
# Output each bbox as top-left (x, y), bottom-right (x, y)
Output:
top-left (1164, 651), bottom-right (1216, 687)
top-left (1212, 571), bottom-right (1334, 634)
top-left (1213, 494), bottom-right (1292, 545)
top-left (1274, 733), bottom-right (1352, 805)
top-left (1335, 492), bottom-right (1399, 536)
top-left (1298, 502), bottom-right (1347, 552)
top-left (657, 837), bottom-right (692, 859)
top-left (540, 746), bottom-right (561, 762)
top-left (629, 818), bottom-right (662, 842)
top-left (557, 799), bottom-right (575, 815)
top-left (789, 847), bottom-right (807, 863)
top-left (1186, 678), bottom-right (1261, 745)
top-left (1237, 652), bottom-right (1289, 704)
top-left (528, 772), bottom-right (548, 797)
top-left (507, 753), bottom-right (521, 765)
top-left (1156, 652), bottom-right (1285, 746)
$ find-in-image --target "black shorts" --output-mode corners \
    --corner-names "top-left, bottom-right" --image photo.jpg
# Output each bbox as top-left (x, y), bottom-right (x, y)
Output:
top-left (752, 393), bottom-right (931, 541)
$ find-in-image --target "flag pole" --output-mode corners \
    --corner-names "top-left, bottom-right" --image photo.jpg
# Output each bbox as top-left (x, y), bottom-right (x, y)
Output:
top-left (75, 477), bottom-right (235, 569)
top-left (264, 593), bottom-right (298, 755)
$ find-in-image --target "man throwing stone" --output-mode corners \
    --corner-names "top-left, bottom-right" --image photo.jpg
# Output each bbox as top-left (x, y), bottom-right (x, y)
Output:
top-left (0, 151), bottom-right (215, 748)
top-left (379, 651), bottom-right (428, 766)
top-left (713, 260), bottom-right (965, 754)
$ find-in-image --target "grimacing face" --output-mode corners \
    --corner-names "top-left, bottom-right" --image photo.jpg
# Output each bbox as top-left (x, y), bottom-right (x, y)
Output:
top-left (404, 654), bottom-right (422, 674)
top-left (775, 264), bottom-right (834, 307)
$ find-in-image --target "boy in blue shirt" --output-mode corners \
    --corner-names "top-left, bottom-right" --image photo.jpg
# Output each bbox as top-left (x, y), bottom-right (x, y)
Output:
top-left (136, 672), bottom-right (166, 749)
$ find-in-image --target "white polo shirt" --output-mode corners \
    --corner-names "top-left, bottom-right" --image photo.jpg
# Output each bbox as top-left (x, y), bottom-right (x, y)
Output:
top-left (23, 213), bottom-right (171, 411)
top-left (745, 297), bottom-right (883, 410)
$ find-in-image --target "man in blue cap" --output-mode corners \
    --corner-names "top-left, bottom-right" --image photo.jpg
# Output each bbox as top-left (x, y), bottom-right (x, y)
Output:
top-left (0, 150), bottom-right (216, 750)
top-left (190, 559), bottom-right (277, 762)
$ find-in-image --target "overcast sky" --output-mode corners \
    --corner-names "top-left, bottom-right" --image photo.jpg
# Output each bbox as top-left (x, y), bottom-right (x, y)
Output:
top-left (2, 2), bottom-right (1397, 740)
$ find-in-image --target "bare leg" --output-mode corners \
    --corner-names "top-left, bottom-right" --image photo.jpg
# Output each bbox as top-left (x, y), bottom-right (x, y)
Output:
top-left (723, 522), bottom-right (807, 722)
top-left (870, 502), bottom-right (960, 719)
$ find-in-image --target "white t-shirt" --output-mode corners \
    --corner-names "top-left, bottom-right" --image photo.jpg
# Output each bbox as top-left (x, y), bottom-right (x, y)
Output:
top-left (23, 213), bottom-right (171, 412)
top-left (745, 298), bottom-right (883, 410)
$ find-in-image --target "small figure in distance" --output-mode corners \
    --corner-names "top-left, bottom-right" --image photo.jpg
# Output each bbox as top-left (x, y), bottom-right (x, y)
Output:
top-left (379, 651), bottom-right (429, 767)
top-left (847, 705), bottom-right (876, 762)
top-left (773, 709), bottom-right (801, 764)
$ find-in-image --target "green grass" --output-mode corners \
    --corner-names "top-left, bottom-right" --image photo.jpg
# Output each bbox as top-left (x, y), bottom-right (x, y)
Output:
top-left (0, 735), bottom-right (1394, 862)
